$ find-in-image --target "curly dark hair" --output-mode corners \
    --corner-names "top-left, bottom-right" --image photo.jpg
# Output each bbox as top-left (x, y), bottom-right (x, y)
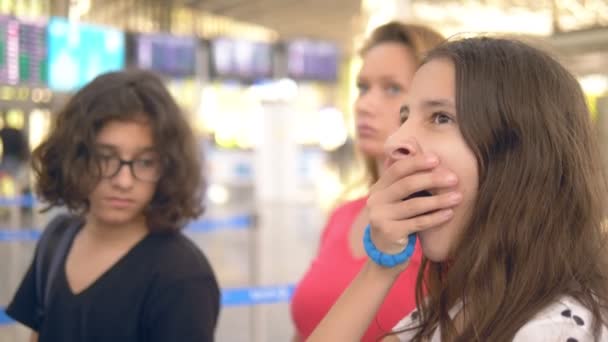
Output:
top-left (32, 69), bottom-right (205, 232)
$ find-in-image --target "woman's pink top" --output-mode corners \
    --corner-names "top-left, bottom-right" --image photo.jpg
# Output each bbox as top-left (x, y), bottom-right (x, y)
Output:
top-left (291, 197), bottom-right (422, 341)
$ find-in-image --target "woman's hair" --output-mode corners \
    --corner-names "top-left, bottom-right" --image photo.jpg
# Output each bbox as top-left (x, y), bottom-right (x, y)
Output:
top-left (406, 37), bottom-right (608, 341)
top-left (358, 21), bottom-right (444, 185)
top-left (32, 69), bottom-right (205, 232)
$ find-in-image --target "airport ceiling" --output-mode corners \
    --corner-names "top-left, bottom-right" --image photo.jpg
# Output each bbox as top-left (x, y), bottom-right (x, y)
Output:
top-left (179, 0), bottom-right (607, 52)
top-left (80, 0), bottom-right (608, 74)
top-left (185, 0), bottom-right (363, 52)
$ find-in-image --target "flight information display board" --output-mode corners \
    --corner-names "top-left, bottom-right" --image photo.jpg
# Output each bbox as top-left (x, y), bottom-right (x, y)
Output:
top-left (0, 16), bottom-right (47, 85)
top-left (210, 37), bottom-right (273, 80)
top-left (134, 33), bottom-right (197, 78)
top-left (47, 17), bottom-right (125, 92)
top-left (286, 39), bottom-right (339, 82)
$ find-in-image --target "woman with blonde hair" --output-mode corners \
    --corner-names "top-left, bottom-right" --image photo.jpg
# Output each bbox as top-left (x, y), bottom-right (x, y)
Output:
top-left (291, 22), bottom-right (445, 341)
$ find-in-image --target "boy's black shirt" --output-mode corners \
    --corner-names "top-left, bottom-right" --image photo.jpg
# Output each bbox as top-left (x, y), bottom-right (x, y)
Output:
top-left (7, 227), bottom-right (220, 342)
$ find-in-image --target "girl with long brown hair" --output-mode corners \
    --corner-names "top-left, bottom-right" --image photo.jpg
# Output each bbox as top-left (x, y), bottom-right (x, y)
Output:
top-left (308, 37), bottom-right (608, 341)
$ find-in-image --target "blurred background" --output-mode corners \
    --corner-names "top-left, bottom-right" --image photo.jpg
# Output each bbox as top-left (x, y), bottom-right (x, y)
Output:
top-left (0, 0), bottom-right (606, 341)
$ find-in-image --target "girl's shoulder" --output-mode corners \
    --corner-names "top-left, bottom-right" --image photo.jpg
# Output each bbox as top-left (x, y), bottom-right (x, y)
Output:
top-left (514, 296), bottom-right (607, 342)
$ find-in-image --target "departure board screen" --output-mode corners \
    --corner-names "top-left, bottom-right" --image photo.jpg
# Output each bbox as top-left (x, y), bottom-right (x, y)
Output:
top-left (0, 16), bottom-right (47, 85)
top-left (210, 37), bottom-right (273, 80)
top-left (18, 19), bottom-right (47, 85)
top-left (135, 33), bottom-right (197, 78)
top-left (286, 39), bottom-right (339, 82)
top-left (47, 17), bottom-right (124, 92)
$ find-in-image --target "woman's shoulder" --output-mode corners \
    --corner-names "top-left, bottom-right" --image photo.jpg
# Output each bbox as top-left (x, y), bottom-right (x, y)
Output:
top-left (328, 197), bottom-right (367, 220)
top-left (514, 296), bottom-right (607, 341)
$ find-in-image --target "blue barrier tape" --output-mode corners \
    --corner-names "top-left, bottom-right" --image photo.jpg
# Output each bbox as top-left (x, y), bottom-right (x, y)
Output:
top-left (0, 230), bottom-right (41, 242)
top-left (0, 195), bottom-right (35, 208)
top-left (0, 284), bottom-right (295, 325)
top-left (185, 215), bottom-right (251, 233)
top-left (0, 215), bottom-right (252, 242)
top-left (0, 310), bottom-right (11, 325)
top-left (221, 284), bottom-right (295, 307)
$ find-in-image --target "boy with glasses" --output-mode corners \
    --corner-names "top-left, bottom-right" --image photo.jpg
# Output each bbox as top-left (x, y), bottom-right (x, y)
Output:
top-left (7, 70), bottom-right (219, 342)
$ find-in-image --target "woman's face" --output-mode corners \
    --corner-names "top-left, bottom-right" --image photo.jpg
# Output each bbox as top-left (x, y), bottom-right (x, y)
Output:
top-left (355, 42), bottom-right (418, 161)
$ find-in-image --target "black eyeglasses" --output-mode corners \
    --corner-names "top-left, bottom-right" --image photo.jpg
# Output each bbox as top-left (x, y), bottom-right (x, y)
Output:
top-left (96, 154), bottom-right (162, 182)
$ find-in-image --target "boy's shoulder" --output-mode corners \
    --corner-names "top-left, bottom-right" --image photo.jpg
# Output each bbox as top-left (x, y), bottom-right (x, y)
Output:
top-left (145, 231), bottom-right (216, 282)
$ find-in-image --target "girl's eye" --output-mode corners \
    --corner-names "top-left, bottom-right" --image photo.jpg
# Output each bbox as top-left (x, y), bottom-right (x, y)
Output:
top-left (432, 112), bottom-right (454, 125)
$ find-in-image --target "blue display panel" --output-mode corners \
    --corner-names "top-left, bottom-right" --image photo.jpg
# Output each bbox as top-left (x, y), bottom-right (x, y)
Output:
top-left (48, 17), bottom-right (125, 92)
